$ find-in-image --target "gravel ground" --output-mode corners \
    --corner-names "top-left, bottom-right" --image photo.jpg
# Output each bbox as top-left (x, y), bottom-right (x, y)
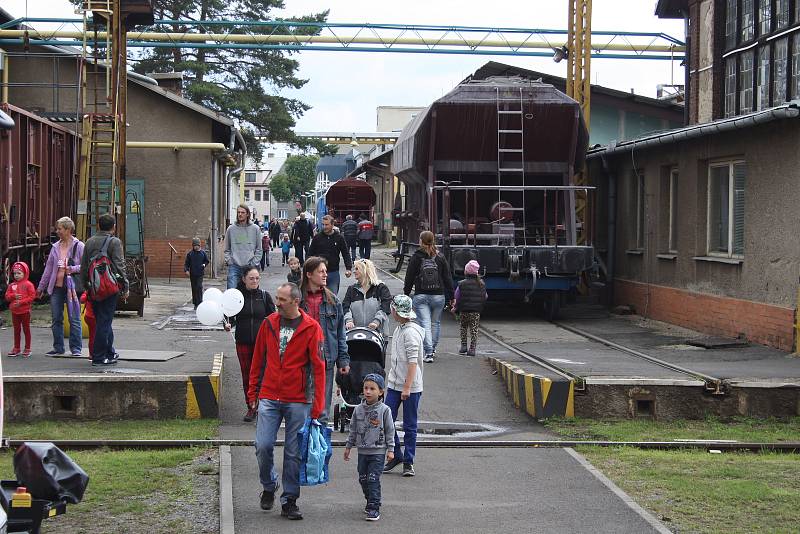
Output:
top-left (45, 448), bottom-right (219, 534)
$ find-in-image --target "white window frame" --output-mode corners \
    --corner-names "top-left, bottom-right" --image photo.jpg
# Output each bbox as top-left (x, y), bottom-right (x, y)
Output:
top-left (245, 171), bottom-right (257, 183)
top-left (255, 190), bottom-right (261, 202)
top-left (668, 168), bottom-right (678, 253)
top-left (278, 209), bottom-right (288, 219)
top-left (707, 160), bottom-right (745, 259)
top-left (263, 190), bottom-right (270, 202)
top-left (244, 189), bottom-right (250, 201)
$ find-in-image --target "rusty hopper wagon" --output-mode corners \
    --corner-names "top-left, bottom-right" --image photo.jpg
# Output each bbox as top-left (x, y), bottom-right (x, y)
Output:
top-left (324, 177), bottom-right (377, 225)
top-left (391, 76), bottom-right (594, 318)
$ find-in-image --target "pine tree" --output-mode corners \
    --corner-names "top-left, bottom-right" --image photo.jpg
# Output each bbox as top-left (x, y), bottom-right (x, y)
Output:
top-left (127, 0), bottom-right (331, 160)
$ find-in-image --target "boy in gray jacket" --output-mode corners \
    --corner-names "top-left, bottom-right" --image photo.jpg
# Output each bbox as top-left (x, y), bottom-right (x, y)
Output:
top-left (343, 373), bottom-right (395, 521)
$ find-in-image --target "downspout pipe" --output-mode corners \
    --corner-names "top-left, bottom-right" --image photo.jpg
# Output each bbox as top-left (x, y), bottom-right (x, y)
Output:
top-left (602, 153), bottom-right (616, 307)
top-left (219, 128), bottom-right (246, 272)
top-left (682, 9), bottom-right (689, 126)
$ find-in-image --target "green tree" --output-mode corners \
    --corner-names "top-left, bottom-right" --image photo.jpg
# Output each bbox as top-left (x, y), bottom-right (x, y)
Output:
top-left (117, 0), bottom-right (331, 160)
top-left (269, 154), bottom-right (319, 203)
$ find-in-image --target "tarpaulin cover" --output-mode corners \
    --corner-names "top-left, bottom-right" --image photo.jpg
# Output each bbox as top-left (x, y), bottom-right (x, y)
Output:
top-left (13, 442), bottom-right (89, 504)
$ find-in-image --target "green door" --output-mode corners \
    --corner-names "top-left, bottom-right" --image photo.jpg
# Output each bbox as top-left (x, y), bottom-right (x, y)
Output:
top-left (125, 179), bottom-right (144, 256)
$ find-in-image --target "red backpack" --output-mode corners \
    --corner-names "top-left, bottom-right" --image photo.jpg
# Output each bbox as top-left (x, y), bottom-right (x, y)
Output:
top-left (87, 236), bottom-right (121, 301)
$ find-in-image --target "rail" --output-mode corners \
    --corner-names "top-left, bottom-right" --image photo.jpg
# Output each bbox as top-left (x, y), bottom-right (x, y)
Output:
top-left (2, 439), bottom-right (798, 452)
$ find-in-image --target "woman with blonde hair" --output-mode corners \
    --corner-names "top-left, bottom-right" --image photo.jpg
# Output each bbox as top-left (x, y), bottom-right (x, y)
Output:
top-left (37, 216), bottom-right (85, 356)
top-left (402, 231), bottom-right (454, 363)
top-left (342, 259), bottom-right (392, 334)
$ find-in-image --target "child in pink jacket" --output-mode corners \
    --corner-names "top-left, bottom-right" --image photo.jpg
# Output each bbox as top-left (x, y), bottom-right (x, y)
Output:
top-left (5, 261), bottom-right (36, 357)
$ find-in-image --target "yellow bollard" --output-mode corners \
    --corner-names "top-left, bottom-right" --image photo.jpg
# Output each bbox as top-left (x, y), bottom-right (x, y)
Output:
top-left (63, 302), bottom-right (90, 338)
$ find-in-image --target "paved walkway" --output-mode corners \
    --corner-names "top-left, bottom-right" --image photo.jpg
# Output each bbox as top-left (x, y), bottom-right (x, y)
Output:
top-left (220, 249), bottom-right (668, 533)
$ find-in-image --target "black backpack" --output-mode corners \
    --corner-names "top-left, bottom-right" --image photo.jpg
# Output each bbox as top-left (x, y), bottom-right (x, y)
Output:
top-left (416, 255), bottom-right (442, 291)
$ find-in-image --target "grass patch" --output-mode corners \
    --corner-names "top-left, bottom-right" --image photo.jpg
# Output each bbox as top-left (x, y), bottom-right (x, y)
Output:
top-left (0, 448), bottom-right (218, 533)
top-left (577, 447), bottom-right (800, 534)
top-left (544, 418), bottom-right (800, 532)
top-left (6, 418), bottom-right (219, 441)
top-left (543, 416), bottom-right (800, 442)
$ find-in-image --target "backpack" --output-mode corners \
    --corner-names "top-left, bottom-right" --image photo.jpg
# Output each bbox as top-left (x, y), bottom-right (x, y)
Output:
top-left (416, 255), bottom-right (442, 292)
top-left (87, 236), bottom-right (121, 301)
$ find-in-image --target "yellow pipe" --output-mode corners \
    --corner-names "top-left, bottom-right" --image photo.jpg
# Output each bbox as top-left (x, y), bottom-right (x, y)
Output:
top-left (94, 141), bottom-right (227, 150)
top-left (1, 49), bottom-right (8, 104)
top-left (0, 29), bottom-right (685, 53)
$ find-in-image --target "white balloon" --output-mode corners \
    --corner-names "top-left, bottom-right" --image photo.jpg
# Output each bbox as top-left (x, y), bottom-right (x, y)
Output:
top-left (196, 300), bottom-right (224, 326)
top-left (203, 287), bottom-right (223, 303)
top-left (221, 288), bottom-right (245, 316)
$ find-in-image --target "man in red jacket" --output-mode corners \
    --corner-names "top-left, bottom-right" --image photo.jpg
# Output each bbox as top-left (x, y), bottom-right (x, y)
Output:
top-left (248, 282), bottom-right (326, 521)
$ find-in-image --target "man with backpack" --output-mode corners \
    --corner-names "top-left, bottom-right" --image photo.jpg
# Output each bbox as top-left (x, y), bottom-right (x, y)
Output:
top-left (80, 213), bottom-right (129, 367)
top-left (357, 213), bottom-right (374, 260)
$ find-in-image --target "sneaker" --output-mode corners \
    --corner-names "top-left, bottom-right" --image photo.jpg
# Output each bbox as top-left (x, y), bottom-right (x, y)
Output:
top-left (467, 347), bottom-right (476, 357)
top-left (281, 500), bottom-right (303, 520)
top-left (91, 358), bottom-right (117, 367)
top-left (21, 350), bottom-right (31, 358)
top-left (259, 490), bottom-right (275, 510)
top-left (46, 350), bottom-right (64, 356)
top-left (7, 348), bottom-right (20, 357)
top-left (422, 354), bottom-right (435, 363)
top-left (365, 509), bottom-right (380, 521)
top-left (71, 350), bottom-right (83, 357)
top-left (383, 457), bottom-right (402, 472)
top-left (110, 352), bottom-right (120, 362)
top-left (402, 463), bottom-right (415, 477)
top-left (459, 344), bottom-right (468, 354)
top-left (243, 407), bottom-right (257, 422)
top-left (363, 506), bottom-right (370, 514)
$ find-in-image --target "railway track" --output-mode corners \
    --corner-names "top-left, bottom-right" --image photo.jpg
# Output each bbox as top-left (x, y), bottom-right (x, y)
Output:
top-left (4, 439), bottom-right (798, 453)
top-left (376, 253), bottom-right (727, 395)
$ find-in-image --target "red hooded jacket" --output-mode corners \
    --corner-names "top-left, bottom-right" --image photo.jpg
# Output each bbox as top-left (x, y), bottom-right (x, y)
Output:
top-left (5, 261), bottom-right (36, 315)
top-left (247, 310), bottom-right (326, 419)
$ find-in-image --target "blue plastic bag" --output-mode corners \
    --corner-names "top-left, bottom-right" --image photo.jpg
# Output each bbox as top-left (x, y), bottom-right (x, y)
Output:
top-left (298, 417), bottom-right (332, 486)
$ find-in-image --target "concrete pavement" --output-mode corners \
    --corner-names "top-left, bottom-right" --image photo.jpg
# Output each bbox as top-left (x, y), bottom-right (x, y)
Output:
top-left (221, 247), bottom-right (668, 533)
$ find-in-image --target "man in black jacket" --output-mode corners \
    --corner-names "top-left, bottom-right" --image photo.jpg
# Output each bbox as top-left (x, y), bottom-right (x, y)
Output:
top-left (184, 238), bottom-right (209, 308)
top-left (308, 214), bottom-right (352, 294)
top-left (341, 214), bottom-right (359, 261)
top-left (290, 214), bottom-right (312, 263)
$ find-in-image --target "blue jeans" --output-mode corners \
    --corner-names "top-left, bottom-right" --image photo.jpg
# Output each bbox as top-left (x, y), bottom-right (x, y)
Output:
top-left (326, 270), bottom-right (340, 295)
top-left (385, 389), bottom-right (421, 464)
top-left (226, 263), bottom-right (243, 290)
top-left (255, 399), bottom-right (310, 504)
top-left (346, 240), bottom-right (357, 263)
top-left (91, 293), bottom-right (118, 363)
top-left (358, 454), bottom-right (384, 510)
top-left (49, 286), bottom-right (82, 354)
top-left (358, 239), bottom-right (371, 260)
top-left (412, 293), bottom-right (445, 356)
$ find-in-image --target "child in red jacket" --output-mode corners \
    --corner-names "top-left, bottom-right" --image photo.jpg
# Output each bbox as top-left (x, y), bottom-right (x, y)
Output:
top-left (5, 261), bottom-right (36, 357)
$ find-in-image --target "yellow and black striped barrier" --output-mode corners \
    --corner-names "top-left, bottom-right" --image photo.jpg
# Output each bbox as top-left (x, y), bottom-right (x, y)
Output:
top-left (186, 353), bottom-right (223, 418)
top-left (489, 358), bottom-right (574, 419)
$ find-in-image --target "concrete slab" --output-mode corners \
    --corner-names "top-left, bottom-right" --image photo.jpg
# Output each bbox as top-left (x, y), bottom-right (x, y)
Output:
top-left (51, 349), bottom-right (185, 361)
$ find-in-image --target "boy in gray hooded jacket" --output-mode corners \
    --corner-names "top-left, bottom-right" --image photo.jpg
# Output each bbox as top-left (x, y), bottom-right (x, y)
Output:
top-left (343, 373), bottom-right (395, 521)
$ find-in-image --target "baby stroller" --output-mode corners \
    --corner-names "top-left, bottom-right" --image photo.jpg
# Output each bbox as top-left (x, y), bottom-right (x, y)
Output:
top-left (333, 326), bottom-right (385, 433)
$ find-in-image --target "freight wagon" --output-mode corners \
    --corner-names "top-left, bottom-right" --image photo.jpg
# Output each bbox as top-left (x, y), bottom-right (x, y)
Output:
top-left (391, 76), bottom-right (595, 318)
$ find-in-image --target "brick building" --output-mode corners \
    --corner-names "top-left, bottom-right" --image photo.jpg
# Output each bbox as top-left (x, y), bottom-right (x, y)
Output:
top-left (586, 0), bottom-right (800, 351)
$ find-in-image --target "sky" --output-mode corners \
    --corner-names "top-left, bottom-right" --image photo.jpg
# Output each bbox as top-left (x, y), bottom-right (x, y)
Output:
top-left (5, 0), bottom-right (685, 133)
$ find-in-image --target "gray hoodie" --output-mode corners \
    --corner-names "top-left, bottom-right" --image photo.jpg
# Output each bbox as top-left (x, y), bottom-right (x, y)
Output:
top-left (345, 399), bottom-right (395, 455)
top-left (223, 222), bottom-right (262, 268)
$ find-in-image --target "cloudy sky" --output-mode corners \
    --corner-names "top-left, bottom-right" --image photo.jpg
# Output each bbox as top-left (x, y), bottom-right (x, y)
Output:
top-left (6, 0), bottom-right (684, 133)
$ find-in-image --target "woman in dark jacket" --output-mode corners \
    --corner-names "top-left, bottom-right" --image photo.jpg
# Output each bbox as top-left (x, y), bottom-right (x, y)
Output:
top-left (342, 259), bottom-right (392, 336)
top-left (224, 266), bottom-right (275, 422)
top-left (403, 230), bottom-right (454, 363)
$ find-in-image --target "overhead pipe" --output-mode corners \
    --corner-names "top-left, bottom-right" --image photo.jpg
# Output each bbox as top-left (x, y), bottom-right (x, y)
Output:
top-left (0, 28), bottom-right (685, 54)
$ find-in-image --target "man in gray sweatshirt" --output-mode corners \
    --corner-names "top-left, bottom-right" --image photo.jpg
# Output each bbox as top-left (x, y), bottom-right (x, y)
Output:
top-left (224, 204), bottom-right (262, 289)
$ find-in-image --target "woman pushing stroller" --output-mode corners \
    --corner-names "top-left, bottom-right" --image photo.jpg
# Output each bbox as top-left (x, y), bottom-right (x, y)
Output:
top-left (342, 259), bottom-right (392, 334)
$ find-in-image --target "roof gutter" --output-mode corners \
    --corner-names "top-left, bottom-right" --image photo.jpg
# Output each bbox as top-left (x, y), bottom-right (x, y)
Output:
top-left (587, 102), bottom-right (800, 159)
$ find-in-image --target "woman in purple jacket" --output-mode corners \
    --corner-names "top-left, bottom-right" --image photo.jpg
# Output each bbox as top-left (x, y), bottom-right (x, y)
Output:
top-left (36, 217), bottom-right (85, 356)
